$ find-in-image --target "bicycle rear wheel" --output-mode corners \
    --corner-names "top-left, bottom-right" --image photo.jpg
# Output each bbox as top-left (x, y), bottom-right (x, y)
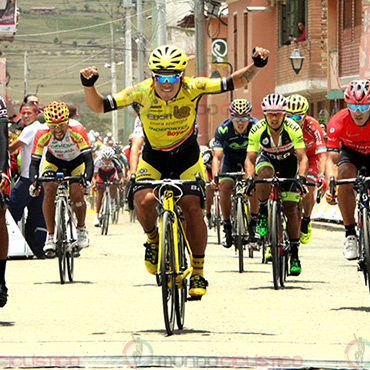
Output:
top-left (270, 200), bottom-right (282, 290)
top-left (111, 191), bottom-right (119, 224)
top-left (361, 209), bottom-right (370, 297)
top-left (175, 225), bottom-right (187, 329)
top-left (56, 200), bottom-right (67, 284)
top-left (160, 211), bottom-right (176, 335)
top-left (236, 197), bottom-right (245, 273)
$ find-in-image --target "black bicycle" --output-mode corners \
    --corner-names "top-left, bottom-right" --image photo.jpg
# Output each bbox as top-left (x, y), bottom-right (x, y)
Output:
top-left (215, 172), bottom-right (252, 273)
top-left (247, 175), bottom-right (306, 289)
top-left (329, 173), bottom-right (370, 298)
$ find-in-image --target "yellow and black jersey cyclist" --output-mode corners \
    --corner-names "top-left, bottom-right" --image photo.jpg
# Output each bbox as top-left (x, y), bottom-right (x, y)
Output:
top-left (80, 45), bottom-right (270, 297)
top-left (245, 93), bottom-right (308, 276)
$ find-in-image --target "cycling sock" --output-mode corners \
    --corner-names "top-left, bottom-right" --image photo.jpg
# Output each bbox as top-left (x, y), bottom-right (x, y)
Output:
top-left (301, 216), bottom-right (310, 233)
top-left (223, 219), bottom-right (231, 231)
top-left (258, 199), bottom-right (268, 216)
top-left (345, 224), bottom-right (356, 237)
top-left (290, 239), bottom-right (300, 259)
top-left (206, 212), bottom-right (211, 219)
top-left (192, 254), bottom-right (205, 277)
top-left (0, 260), bottom-right (6, 285)
top-left (145, 226), bottom-right (159, 244)
top-left (250, 213), bottom-right (258, 227)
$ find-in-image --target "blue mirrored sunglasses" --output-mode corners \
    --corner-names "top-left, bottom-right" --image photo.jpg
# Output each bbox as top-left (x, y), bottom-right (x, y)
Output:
top-left (231, 116), bottom-right (250, 122)
top-left (287, 114), bottom-right (304, 122)
top-left (347, 104), bottom-right (370, 113)
top-left (153, 73), bottom-right (182, 84)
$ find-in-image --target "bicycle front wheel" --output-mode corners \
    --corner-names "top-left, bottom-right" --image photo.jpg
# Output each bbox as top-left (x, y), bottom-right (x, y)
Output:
top-left (270, 200), bottom-right (282, 290)
top-left (101, 192), bottom-right (110, 235)
top-left (66, 208), bottom-right (75, 282)
top-left (214, 193), bottom-right (221, 245)
top-left (175, 224), bottom-right (187, 329)
top-left (236, 197), bottom-right (245, 273)
top-left (160, 211), bottom-right (176, 335)
top-left (55, 200), bottom-right (67, 284)
top-left (361, 209), bottom-right (370, 297)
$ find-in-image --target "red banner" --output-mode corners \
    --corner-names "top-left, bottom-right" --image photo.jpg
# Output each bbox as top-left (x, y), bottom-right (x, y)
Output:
top-left (0, 0), bottom-right (17, 42)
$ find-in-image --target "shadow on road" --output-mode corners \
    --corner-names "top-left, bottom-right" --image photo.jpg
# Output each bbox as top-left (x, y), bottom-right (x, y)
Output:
top-left (33, 281), bottom-right (94, 285)
top-left (331, 306), bottom-right (370, 312)
top-left (0, 321), bottom-right (15, 327)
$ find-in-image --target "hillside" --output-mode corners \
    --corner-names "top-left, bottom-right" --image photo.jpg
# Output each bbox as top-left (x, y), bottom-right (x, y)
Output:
top-left (2, 0), bottom-right (155, 140)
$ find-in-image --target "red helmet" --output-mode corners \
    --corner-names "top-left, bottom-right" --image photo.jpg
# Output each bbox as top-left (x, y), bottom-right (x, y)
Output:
top-left (344, 80), bottom-right (370, 104)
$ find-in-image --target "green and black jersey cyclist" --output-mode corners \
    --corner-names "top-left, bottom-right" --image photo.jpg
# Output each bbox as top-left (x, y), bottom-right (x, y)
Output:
top-left (80, 45), bottom-right (270, 297)
top-left (245, 93), bottom-right (308, 276)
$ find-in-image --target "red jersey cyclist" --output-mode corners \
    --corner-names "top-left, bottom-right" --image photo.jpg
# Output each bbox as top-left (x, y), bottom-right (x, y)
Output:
top-left (29, 101), bottom-right (93, 258)
top-left (326, 80), bottom-right (370, 260)
top-left (286, 95), bottom-right (327, 244)
top-left (92, 146), bottom-right (124, 227)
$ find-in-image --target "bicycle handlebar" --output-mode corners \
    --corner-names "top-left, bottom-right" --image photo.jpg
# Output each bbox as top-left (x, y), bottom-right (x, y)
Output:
top-left (126, 172), bottom-right (206, 210)
top-left (329, 175), bottom-right (370, 197)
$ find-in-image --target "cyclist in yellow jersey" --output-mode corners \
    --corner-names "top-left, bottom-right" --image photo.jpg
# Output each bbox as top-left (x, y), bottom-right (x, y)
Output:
top-left (245, 93), bottom-right (308, 276)
top-left (80, 45), bottom-right (269, 297)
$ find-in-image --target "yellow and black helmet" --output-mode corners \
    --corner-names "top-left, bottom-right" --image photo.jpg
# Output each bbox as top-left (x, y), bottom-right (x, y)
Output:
top-left (286, 94), bottom-right (309, 115)
top-left (44, 101), bottom-right (69, 123)
top-left (148, 45), bottom-right (188, 73)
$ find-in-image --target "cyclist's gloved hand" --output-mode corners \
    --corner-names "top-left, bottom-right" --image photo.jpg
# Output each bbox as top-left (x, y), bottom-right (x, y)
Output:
top-left (252, 47), bottom-right (269, 68)
top-left (84, 181), bottom-right (91, 195)
top-left (29, 184), bottom-right (40, 197)
top-left (244, 175), bottom-right (255, 196)
top-left (80, 67), bottom-right (99, 87)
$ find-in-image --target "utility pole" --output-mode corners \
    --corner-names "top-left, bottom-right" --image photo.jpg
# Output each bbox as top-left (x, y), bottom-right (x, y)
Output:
top-left (194, 0), bottom-right (208, 144)
top-left (109, 2), bottom-right (118, 140)
top-left (123, 0), bottom-right (134, 137)
top-left (157, 0), bottom-right (167, 46)
top-left (136, 0), bottom-right (144, 82)
top-left (24, 51), bottom-right (29, 96)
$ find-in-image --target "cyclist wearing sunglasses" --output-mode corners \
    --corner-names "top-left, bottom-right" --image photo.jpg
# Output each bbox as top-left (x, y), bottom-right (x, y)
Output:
top-left (286, 94), bottom-right (327, 245)
top-left (326, 79), bottom-right (370, 260)
top-left (29, 101), bottom-right (93, 258)
top-left (245, 93), bottom-right (308, 276)
top-left (212, 99), bottom-right (259, 248)
top-left (80, 44), bottom-right (269, 297)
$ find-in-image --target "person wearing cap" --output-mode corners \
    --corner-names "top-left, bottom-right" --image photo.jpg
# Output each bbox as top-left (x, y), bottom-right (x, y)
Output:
top-left (80, 45), bottom-right (269, 297)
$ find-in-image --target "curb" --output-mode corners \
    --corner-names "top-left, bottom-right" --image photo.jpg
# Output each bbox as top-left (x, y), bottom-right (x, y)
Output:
top-left (312, 220), bottom-right (343, 232)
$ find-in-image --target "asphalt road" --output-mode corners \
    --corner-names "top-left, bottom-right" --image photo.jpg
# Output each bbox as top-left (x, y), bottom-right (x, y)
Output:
top-left (1, 211), bottom-right (370, 369)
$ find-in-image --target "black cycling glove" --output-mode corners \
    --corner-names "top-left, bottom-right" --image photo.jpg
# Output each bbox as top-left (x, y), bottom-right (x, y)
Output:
top-left (80, 71), bottom-right (99, 87)
top-left (252, 48), bottom-right (268, 68)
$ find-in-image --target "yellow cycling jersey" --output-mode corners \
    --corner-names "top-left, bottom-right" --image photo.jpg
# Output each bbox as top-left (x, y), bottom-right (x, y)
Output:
top-left (247, 117), bottom-right (305, 160)
top-left (105, 76), bottom-right (231, 152)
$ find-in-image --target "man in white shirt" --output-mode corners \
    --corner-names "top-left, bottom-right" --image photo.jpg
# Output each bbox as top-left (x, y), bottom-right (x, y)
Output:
top-left (8, 102), bottom-right (47, 259)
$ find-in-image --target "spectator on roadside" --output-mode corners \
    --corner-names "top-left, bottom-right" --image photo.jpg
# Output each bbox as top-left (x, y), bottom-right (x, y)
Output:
top-left (8, 102), bottom-right (47, 259)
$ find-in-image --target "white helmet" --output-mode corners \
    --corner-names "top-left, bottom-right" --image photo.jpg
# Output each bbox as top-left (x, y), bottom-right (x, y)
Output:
top-left (261, 93), bottom-right (287, 113)
top-left (101, 147), bottom-right (115, 160)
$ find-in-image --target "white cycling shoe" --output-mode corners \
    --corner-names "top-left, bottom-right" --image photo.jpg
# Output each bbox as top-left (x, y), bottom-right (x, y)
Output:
top-left (343, 235), bottom-right (359, 260)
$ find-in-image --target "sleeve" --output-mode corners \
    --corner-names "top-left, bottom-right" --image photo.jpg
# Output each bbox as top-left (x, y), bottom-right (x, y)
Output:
top-left (310, 119), bottom-right (327, 155)
top-left (247, 120), bottom-right (265, 152)
top-left (104, 81), bottom-right (153, 113)
top-left (113, 157), bottom-right (123, 174)
top-left (326, 114), bottom-right (341, 152)
top-left (81, 150), bottom-right (94, 182)
top-left (187, 77), bottom-right (234, 100)
top-left (213, 123), bottom-right (226, 151)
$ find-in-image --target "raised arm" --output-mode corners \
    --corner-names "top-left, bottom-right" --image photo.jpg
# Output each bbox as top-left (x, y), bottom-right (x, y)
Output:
top-left (231, 47), bottom-right (270, 90)
top-left (80, 66), bottom-right (105, 113)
